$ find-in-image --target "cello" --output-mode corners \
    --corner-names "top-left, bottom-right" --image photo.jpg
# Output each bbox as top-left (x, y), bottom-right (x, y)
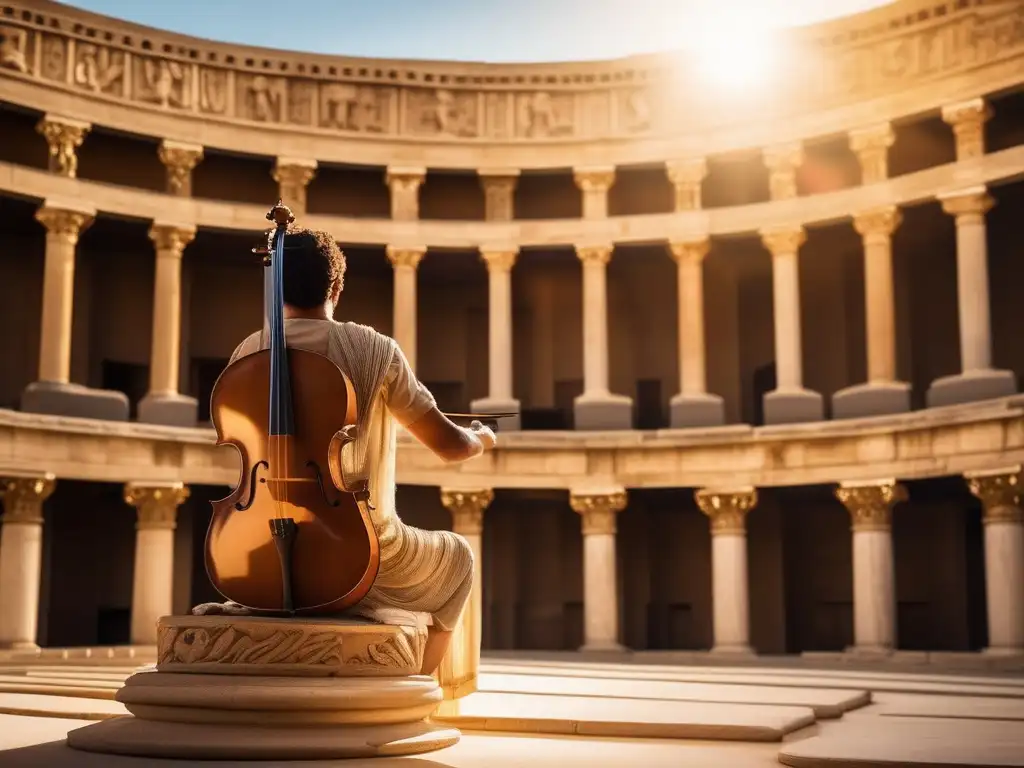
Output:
top-left (204, 201), bottom-right (378, 614)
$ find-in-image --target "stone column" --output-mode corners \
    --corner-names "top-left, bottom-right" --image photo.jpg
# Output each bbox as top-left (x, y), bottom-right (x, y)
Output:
top-left (927, 187), bottom-right (1015, 406)
top-left (833, 207), bottom-right (911, 418)
top-left (573, 244), bottom-right (632, 430)
top-left (478, 170), bottom-right (519, 221)
top-left (273, 157), bottom-right (317, 215)
top-left (695, 487), bottom-right (757, 654)
top-left (965, 467), bottom-right (1024, 656)
top-left (158, 140), bottom-right (203, 197)
top-left (848, 122), bottom-right (895, 185)
top-left (570, 489), bottom-right (627, 651)
top-left (437, 488), bottom-right (493, 703)
top-left (386, 166), bottom-right (426, 221)
top-left (386, 246), bottom-right (426, 372)
top-left (667, 237), bottom-right (724, 427)
top-left (763, 142), bottom-right (803, 201)
top-left (36, 113), bottom-right (90, 178)
top-left (835, 479), bottom-right (906, 655)
top-left (573, 166), bottom-right (616, 220)
top-left (22, 203), bottom-right (129, 420)
top-left (138, 223), bottom-right (198, 427)
top-left (759, 226), bottom-right (823, 424)
top-left (942, 98), bottom-right (991, 161)
top-left (0, 475), bottom-right (55, 650)
top-left (470, 249), bottom-right (521, 430)
top-left (124, 482), bottom-right (189, 646)
top-left (666, 158), bottom-right (707, 211)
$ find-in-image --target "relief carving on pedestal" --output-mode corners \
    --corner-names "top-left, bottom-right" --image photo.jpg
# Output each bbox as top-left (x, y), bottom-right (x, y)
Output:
top-left (160, 623), bottom-right (346, 667)
top-left (0, 25), bottom-right (30, 73)
top-left (73, 44), bottom-right (125, 95)
top-left (134, 56), bottom-right (191, 109)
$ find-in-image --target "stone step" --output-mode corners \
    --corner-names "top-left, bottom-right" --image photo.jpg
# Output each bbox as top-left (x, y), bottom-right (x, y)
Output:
top-left (0, 692), bottom-right (127, 721)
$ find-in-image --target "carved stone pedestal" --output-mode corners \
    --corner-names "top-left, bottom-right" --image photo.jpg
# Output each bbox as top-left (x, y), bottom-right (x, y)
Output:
top-left (66, 614), bottom-right (460, 760)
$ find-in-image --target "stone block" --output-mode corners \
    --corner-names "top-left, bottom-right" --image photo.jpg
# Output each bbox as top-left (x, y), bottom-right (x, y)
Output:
top-left (670, 392), bottom-right (725, 428)
top-left (21, 381), bottom-right (129, 422)
top-left (832, 381), bottom-right (911, 420)
top-left (926, 369), bottom-right (1017, 408)
top-left (137, 392), bottom-right (199, 428)
top-left (763, 387), bottom-right (824, 425)
top-left (573, 393), bottom-right (633, 430)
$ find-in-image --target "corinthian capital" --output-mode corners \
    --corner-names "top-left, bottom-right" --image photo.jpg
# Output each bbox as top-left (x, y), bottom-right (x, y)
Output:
top-left (573, 166), bottom-right (616, 193)
top-left (853, 207), bottom-right (902, 241)
top-left (480, 248), bottom-right (517, 273)
top-left (848, 123), bottom-right (894, 184)
top-left (440, 488), bottom-right (494, 536)
top-left (938, 187), bottom-right (995, 221)
top-left (965, 466), bottom-right (1022, 525)
top-left (35, 205), bottom-right (94, 244)
top-left (666, 158), bottom-right (707, 211)
top-left (478, 170), bottom-right (519, 222)
top-left (695, 487), bottom-right (757, 535)
top-left (763, 142), bottom-right (803, 201)
top-left (669, 237), bottom-right (711, 264)
top-left (386, 245), bottom-right (426, 270)
top-left (149, 222), bottom-right (196, 257)
top-left (124, 482), bottom-right (190, 530)
top-left (941, 98), bottom-right (991, 160)
top-left (570, 490), bottom-right (627, 536)
top-left (575, 243), bottom-right (613, 266)
top-left (36, 114), bottom-right (90, 178)
top-left (0, 475), bottom-right (56, 525)
top-left (835, 479), bottom-right (907, 532)
top-left (760, 226), bottom-right (806, 257)
top-left (158, 139), bottom-right (204, 197)
top-left (273, 157), bottom-right (318, 214)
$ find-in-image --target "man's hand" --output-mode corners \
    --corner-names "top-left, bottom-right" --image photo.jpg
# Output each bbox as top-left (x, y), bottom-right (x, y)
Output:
top-left (469, 420), bottom-right (497, 451)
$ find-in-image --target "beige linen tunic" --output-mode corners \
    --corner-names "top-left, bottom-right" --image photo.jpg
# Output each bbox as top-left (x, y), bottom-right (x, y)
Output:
top-left (228, 318), bottom-right (474, 632)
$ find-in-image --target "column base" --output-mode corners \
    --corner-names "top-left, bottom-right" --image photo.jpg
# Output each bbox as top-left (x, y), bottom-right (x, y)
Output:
top-left (710, 644), bottom-right (755, 657)
top-left (831, 381), bottom-right (911, 420)
top-left (670, 391), bottom-right (725, 428)
top-left (926, 369), bottom-right (1017, 408)
top-left (579, 641), bottom-right (627, 653)
top-left (982, 646), bottom-right (1024, 657)
top-left (844, 645), bottom-right (895, 659)
top-left (468, 396), bottom-right (521, 431)
top-left (573, 392), bottom-right (634, 430)
top-left (763, 387), bottom-right (824, 425)
top-left (138, 391), bottom-right (199, 428)
top-left (0, 640), bottom-right (40, 652)
top-left (21, 380), bottom-right (129, 421)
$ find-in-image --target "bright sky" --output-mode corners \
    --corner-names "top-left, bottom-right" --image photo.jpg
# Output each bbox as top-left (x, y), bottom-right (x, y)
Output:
top-left (64, 0), bottom-right (892, 63)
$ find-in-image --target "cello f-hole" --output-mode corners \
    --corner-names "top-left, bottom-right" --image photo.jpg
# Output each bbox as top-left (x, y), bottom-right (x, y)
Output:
top-left (306, 460), bottom-right (341, 507)
top-left (235, 459), bottom-right (269, 511)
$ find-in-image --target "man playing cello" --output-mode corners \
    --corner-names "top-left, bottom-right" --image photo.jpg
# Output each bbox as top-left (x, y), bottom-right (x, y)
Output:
top-left (197, 227), bottom-right (497, 677)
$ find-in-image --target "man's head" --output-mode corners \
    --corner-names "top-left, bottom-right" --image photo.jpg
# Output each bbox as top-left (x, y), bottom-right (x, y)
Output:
top-left (281, 228), bottom-right (346, 313)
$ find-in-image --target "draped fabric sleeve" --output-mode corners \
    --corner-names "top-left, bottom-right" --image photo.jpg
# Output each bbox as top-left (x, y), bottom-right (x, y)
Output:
top-left (227, 332), bottom-right (262, 365)
top-left (382, 342), bottom-right (437, 428)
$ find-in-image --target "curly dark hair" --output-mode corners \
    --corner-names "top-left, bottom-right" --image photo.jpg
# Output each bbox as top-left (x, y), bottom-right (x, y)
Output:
top-left (279, 228), bottom-right (346, 309)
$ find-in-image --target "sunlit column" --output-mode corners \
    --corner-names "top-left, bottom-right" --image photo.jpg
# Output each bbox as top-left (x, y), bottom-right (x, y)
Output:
top-left (571, 489), bottom-right (627, 651)
top-left (273, 157), bottom-right (317, 215)
top-left (138, 223), bottom-right (197, 427)
top-left (696, 487), bottom-right (757, 654)
top-left (833, 207), bottom-right (911, 418)
top-left (158, 140), bottom-right (204, 197)
top-left (386, 246), bottom-right (426, 372)
top-left (667, 237), bottom-right (723, 427)
top-left (478, 170), bottom-right (519, 221)
top-left (36, 113), bottom-right (90, 178)
top-left (437, 488), bottom-right (493, 705)
top-left (386, 166), bottom-right (426, 221)
top-left (759, 226), bottom-right (823, 424)
top-left (124, 482), bottom-right (189, 646)
top-left (966, 467), bottom-right (1024, 656)
top-left (0, 475), bottom-right (55, 650)
top-left (762, 142), bottom-right (803, 201)
top-left (942, 98), bottom-right (991, 160)
top-left (666, 158), bottom-right (707, 211)
top-left (835, 479), bottom-right (906, 655)
top-left (848, 122), bottom-right (894, 185)
top-left (573, 244), bottom-right (632, 430)
top-left (470, 248), bottom-right (520, 429)
top-left (927, 187), bottom-right (1015, 406)
top-left (573, 166), bottom-right (616, 220)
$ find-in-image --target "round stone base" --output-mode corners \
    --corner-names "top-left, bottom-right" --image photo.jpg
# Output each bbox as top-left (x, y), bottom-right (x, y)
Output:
top-left (66, 669), bottom-right (460, 759)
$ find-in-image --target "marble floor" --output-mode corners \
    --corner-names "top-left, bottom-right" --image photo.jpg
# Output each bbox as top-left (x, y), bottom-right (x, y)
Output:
top-left (0, 653), bottom-right (1022, 767)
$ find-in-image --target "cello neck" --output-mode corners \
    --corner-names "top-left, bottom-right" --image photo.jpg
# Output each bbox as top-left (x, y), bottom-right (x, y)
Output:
top-left (265, 201), bottom-right (296, 437)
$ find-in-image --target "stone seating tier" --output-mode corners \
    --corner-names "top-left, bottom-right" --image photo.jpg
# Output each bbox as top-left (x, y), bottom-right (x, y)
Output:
top-left (65, 613), bottom-right (461, 760)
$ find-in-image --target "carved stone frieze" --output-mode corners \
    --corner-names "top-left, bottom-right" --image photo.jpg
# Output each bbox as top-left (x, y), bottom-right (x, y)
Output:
top-left (406, 88), bottom-right (478, 137)
top-left (695, 488), bottom-right (757, 535)
top-left (134, 56), bottom-right (192, 110)
top-left (158, 140), bottom-right (204, 197)
top-left (156, 615), bottom-right (426, 676)
top-left (834, 479), bottom-right (907, 532)
top-left (0, 24), bottom-right (30, 73)
top-left (74, 43), bottom-right (125, 96)
top-left (38, 33), bottom-right (66, 82)
top-left (0, 475), bottom-right (55, 525)
top-left (320, 83), bottom-right (390, 132)
top-left (36, 115), bottom-right (89, 178)
top-left (570, 490), bottom-right (627, 536)
top-left (516, 91), bottom-right (574, 138)
top-left (124, 482), bottom-right (190, 531)
top-left (966, 466), bottom-right (1023, 526)
top-left (440, 488), bottom-right (494, 536)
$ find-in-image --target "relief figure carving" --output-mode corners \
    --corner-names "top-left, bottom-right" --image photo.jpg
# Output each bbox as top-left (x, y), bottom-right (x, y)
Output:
top-left (199, 68), bottom-right (228, 115)
top-left (320, 83), bottom-right (387, 132)
top-left (137, 57), bottom-right (191, 109)
top-left (74, 44), bottom-right (124, 94)
top-left (287, 79), bottom-right (315, 125)
top-left (0, 25), bottom-right (29, 73)
top-left (239, 74), bottom-right (285, 122)
top-left (430, 88), bottom-right (477, 137)
top-left (516, 91), bottom-right (573, 138)
top-left (159, 623), bottom-right (344, 667)
top-left (39, 35), bottom-right (66, 81)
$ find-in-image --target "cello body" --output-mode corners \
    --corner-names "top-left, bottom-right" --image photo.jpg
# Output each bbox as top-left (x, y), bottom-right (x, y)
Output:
top-left (203, 202), bottom-right (379, 615)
